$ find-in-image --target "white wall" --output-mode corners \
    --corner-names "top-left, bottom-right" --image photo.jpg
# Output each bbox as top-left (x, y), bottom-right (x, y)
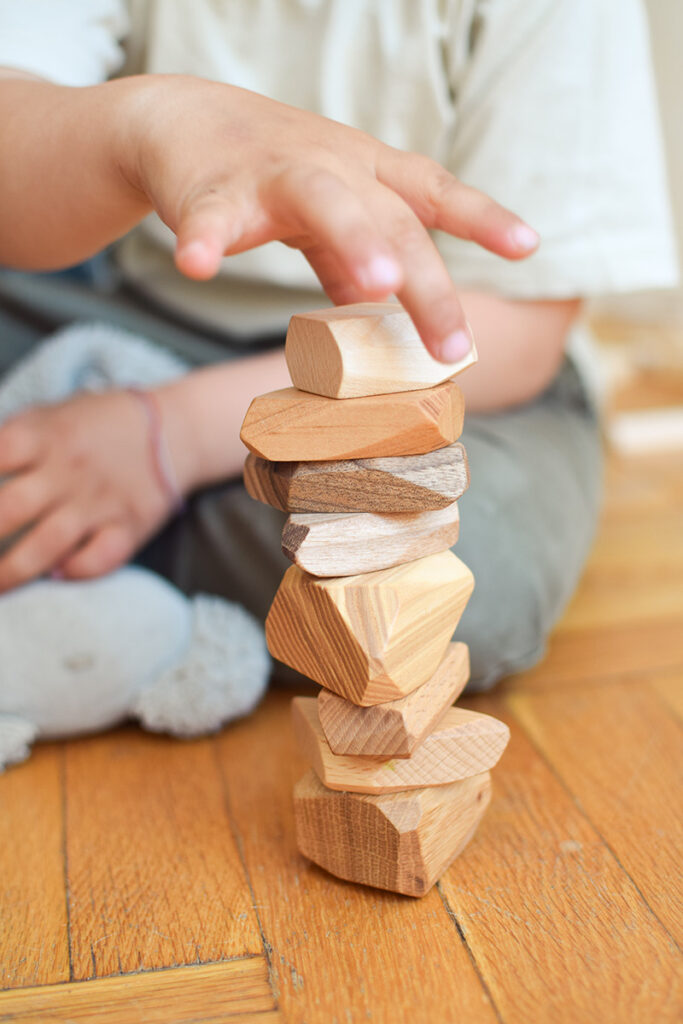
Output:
top-left (607, 0), bottom-right (683, 322)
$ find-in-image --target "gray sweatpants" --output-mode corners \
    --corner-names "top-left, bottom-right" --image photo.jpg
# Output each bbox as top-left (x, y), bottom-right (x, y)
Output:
top-left (0, 268), bottom-right (602, 690)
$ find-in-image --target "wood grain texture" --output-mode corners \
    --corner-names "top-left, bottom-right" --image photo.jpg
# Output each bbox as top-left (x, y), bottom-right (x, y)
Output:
top-left (0, 746), bottom-right (69, 990)
top-left (294, 769), bottom-right (490, 897)
top-left (0, 958), bottom-right (278, 1023)
top-left (318, 641), bottom-right (470, 757)
top-left (266, 552), bottom-right (474, 705)
top-left (292, 698), bottom-right (509, 793)
top-left (440, 693), bottom-right (683, 1024)
top-left (239, 382), bottom-right (464, 462)
top-left (649, 668), bottom-right (683, 721)
top-left (282, 501), bottom-right (460, 577)
top-left (285, 301), bottom-right (477, 399)
top-left (502, 619), bottom-right (683, 691)
top-left (507, 678), bottom-right (683, 943)
top-left (64, 729), bottom-right (263, 979)
top-left (244, 442), bottom-right (469, 513)
top-left (217, 691), bottom-right (499, 1024)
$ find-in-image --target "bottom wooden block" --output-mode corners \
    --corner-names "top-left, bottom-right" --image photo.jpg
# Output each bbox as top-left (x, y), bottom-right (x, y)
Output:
top-left (294, 769), bottom-right (491, 898)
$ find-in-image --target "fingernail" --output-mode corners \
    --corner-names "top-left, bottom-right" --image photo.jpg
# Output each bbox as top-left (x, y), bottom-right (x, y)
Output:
top-left (359, 256), bottom-right (401, 292)
top-left (510, 224), bottom-right (540, 251)
top-left (50, 568), bottom-right (64, 580)
top-left (438, 329), bottom-right (472, 364)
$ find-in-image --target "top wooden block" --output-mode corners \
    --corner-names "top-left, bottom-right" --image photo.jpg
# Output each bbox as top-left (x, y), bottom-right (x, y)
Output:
top-left (285, 303), bottom-right (477, 399)
top-left (240, 382), bottom-right (464, 462)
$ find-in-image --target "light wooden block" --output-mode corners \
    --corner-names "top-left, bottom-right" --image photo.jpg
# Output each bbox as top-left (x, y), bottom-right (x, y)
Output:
top-left (318, 642), bottom-right (470, 758)
top-left (292, 698), bottom-right (509, 792)
top-left (282, 501), bottom-right (460, 577)
top-left (266, 552), bottom-right (474, 705)
top-left (244, 443), bottom-right (469, 513)
top-left (239, 382), bottom-right (464, 462)
top-left (294, 769), bottom-right (491, 897)
top-left (285, 302), bottom-right (477, 399)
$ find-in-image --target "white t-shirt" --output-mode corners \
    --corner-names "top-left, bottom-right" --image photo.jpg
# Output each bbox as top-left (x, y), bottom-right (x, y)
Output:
top-left (0, 0), bottom-right (678, 335)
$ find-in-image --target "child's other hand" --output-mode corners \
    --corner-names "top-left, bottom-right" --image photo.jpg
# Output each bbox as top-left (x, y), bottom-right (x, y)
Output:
top-left (122, 77), bottom-right (539, 364)
top-left (0, 391), bottom-right (186, 591)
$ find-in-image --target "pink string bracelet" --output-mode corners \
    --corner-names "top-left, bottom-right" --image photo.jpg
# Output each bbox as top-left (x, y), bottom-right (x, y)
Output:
top-left (126, 387), bottom-right (185, 514)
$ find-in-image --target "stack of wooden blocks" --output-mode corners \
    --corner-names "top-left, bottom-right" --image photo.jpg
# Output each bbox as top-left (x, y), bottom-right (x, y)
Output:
top-left (240, 303), bottom-right (510, 897)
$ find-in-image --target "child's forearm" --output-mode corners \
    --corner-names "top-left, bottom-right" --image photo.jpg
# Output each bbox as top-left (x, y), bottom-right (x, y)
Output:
top-left (458, 294), bottom-right (580, 412)
top-left (0, 72), bottom-right (150, 268)
top-left (154, 350), bottom-right (292, 491)
top-left (0, 68), bottom-right (539, 362)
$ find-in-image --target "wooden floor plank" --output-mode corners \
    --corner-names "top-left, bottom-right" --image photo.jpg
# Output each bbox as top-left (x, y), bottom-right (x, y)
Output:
top-left (0, 956), bottom-right (279, 1023)
top-left (0, 746), bottom-right (70, 990)
top-left (216, 692), bottom-right (499, 1024)
top-left (553, 514), bottom-right (683, 634)
top-left (501, 619), bottom-right (683, 691)
top-left (64, 729), bottom-right (264, 980)
top-left (601, 453), bottom-right (683, 520)
top-left (586, 513), bottom-right (683, 571)
top-left (507, 679), bottom-right (683, 945)
top-left (649, 670), bottom-right (683, 721)
top-left (438, 694), bottom-right (681, 1024)
top-left (557, 571), bottom-right (683, 632)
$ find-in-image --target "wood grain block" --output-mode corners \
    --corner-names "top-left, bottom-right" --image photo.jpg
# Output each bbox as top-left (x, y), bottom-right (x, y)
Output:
top-left (282, 501), bottom-right (460, 577)
top-left (318, 642), bottom-right (470, 758)
top-left (266, 552), bottom-right (474, 705)
top-left (294, 769), bottom-right (491, 897)
top-left (239, 382), bottom-right (464, 462)
top-left (244, 443), bottom-right (469, 513)
top-left (285, 302), bottom-right (477, 399)
top-left (292, 698), bottom-right (509, 792)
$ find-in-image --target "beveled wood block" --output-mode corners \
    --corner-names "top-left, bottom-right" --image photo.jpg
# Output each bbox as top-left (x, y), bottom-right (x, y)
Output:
top-left (292, 698), bottom-right (509, 792)
top-left (294, 769), bottom-right (491, 897)
top-left (266, 552), bottom-right (474, 705)
top-left (244, 443), bottom-right (469, 514)
top-left (282, 501), bottom-right (460, 577)
top-left (285, 302), bottom-right (477, 399)
top-left (239, 382), bottom-right (464, 462)
top-left (318, 642), bottom-right (470, 758)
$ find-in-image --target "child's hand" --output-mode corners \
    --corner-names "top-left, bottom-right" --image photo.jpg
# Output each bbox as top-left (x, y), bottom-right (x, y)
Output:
top-left (120, 76), bottom-right (538, 363)
top-left (0, 391), bottom-right (187, 591)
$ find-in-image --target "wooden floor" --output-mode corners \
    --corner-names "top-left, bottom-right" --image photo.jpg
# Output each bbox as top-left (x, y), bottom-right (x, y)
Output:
top-left (1, 420), bottom-right (682, 1022)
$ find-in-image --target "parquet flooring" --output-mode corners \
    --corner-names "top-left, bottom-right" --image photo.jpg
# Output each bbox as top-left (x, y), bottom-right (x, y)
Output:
top-left (1, 387), bottom-right (681, 1023)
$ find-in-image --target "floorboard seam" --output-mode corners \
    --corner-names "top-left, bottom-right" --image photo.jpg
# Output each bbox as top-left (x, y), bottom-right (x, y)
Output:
top-left (212, 739), bottom-right (280, 1011)
top-left (59, 745), bottom-right (74, 983)
top-left (503, 696), bottom-right (682, 954)
top-left (647, 681), bottom-right (683, 725)
top-left (502, 655), bottom-right (683, 695)
top-left (436, 881), bottom-right (504, 1024)
top-left (0, 953), bottom-right (268, 994)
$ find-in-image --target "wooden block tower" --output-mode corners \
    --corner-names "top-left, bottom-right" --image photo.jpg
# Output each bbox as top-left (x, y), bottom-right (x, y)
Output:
top-left (240, 302), bottom-right (509, 897)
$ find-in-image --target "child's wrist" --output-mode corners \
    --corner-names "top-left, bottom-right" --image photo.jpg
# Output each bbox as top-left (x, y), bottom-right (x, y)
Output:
top-left (150, 380), bottom-right (204, 498)
top-left (101, 75), bottom-right (166, 204)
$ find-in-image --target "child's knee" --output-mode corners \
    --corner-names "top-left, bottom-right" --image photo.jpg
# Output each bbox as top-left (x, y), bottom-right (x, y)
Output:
top-left (457, 546), bottom-right (550, 692)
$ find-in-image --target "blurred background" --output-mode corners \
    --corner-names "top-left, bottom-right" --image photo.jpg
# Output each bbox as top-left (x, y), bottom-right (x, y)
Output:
top-left (591, 0), bottom-right (683, 450)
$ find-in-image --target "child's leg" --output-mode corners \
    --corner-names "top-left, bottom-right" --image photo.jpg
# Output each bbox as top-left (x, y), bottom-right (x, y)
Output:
top-left (456, 360), bottom-right (602, 689)
top-left (149, 359), bottom-right (602, 690)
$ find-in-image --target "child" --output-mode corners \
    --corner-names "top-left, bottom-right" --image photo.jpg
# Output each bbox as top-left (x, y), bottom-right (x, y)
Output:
top-left (0, 0), bottom-right (677, 689)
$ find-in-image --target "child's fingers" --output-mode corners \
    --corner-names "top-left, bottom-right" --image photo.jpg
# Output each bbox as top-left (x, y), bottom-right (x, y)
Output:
top-left (174, 193), bottom-right (249, 280)
top-left (300, 243), bottom-right (372, 306)
top-left (0, 469), bottom-right (58, 541)
top-left (58, 522), bottom-right (133, 580)
top-left (272, 167), bottom-right (403, 298)
top-left (0, 502), bottom-right (86, 592)
top-left (0, 417), bottom-right (41, 475)
top-left (369, 187), bottom-right (473, 363)
top-left (375, 149), bottom-right (539, 260)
